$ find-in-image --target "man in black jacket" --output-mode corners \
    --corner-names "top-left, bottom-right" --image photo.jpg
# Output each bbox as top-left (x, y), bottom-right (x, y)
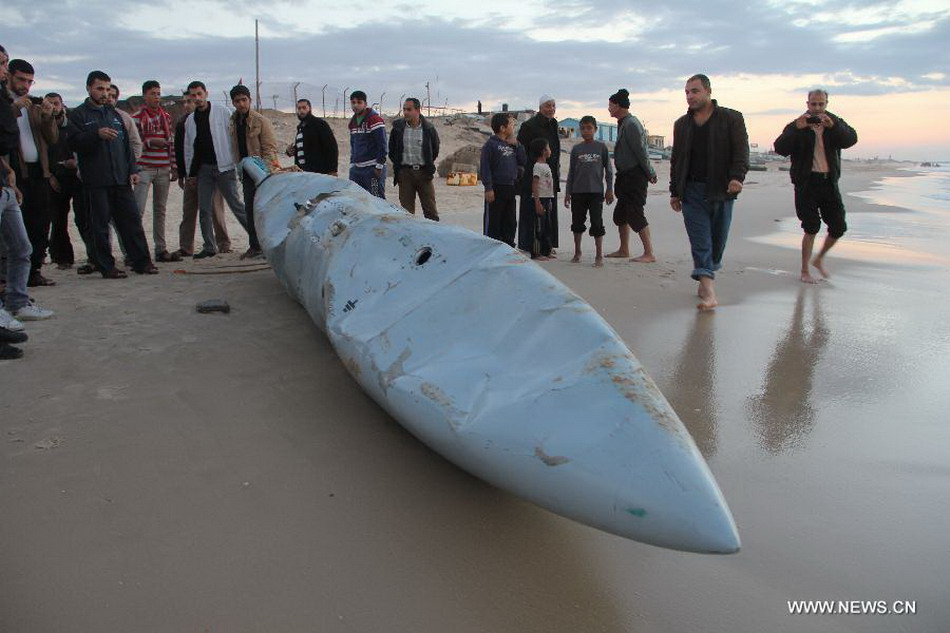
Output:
top-left (45, 93), bottom-right (82, 269)
top-left (517, 95), bottom-right (561, 251)
top-left (286, 98), bottom-right (338, 176)
top-left (1, 45), bottom-right (55, 350)
top-left (669, 74), bottom-right (749, 310)
top-left (67, 70), bottom-right (156, 278)
top-left (388, 97), bottom-right (440, 221)
top-left (773, 89), bottom-right (858, 283)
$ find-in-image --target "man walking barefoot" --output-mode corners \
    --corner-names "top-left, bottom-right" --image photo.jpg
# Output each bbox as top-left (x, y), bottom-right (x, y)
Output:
top-left (669, 74), bottom-right (749, 310)
top-left (773, 89), bottom-right (858, 283)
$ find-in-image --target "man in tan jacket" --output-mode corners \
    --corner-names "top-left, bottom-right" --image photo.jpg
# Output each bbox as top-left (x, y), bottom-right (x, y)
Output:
top-left (228, 84), bottom-right (276, 259)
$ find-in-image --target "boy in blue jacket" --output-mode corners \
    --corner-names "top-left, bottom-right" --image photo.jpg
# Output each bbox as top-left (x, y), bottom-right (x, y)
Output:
top-left (480, 113), bottom-right (525, 247)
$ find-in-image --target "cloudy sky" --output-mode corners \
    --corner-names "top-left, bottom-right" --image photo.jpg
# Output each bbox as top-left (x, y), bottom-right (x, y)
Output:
top-left (4, 0), bottom-right (949, 159)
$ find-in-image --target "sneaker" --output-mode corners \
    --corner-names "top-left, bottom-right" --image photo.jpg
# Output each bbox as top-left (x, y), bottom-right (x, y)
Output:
top-left (240, 248), bottom-right (262, 260)
top-left (0, 326), bottom-right (28, 344)
top-left (12, 304), bottom-right (55, 321)
top-left (0, 308), bottom-right (25, 332)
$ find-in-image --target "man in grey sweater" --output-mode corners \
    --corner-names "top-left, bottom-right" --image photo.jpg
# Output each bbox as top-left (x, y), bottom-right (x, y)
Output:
top-left (606, 88), bottom-right (657, 262)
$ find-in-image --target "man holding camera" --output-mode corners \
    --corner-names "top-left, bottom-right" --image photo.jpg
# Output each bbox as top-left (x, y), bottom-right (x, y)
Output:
top-left (774, 89), bottom-right (858, 283)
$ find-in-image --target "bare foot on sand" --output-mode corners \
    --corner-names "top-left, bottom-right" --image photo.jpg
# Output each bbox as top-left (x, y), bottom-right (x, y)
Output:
top-left (571, 253), bottom-right (581, 263)
top-left (697, 281), bottom-right (718, 310)
top-left (593, 256), bottom-right (604, 268)
top-left (605, 250), bottom-right (629, 258)
top-left (800, 271), bottom-right (822, 284)
top-left (630, 254), bottom-right (656, 263)
top-left (534, 256), bottom-right (552, 261)
top-left (811, 256), bottom-right (830, 279)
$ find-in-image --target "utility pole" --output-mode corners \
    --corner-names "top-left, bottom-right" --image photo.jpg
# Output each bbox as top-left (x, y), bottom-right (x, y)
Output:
top-left (292, 81), bottom-right (300, 105)
top-left (398, 93), bottom-right (405, 116)
top-left (425, 81), bottom-right (431, 117)
top-left (342, 86), bottom-right (349, 107)
top-left (379, 92), bottom-right (385, 116)
top-left (321, 84), bottom-right (327, 118)
top-left (254, 19), bottom-right (262, 111)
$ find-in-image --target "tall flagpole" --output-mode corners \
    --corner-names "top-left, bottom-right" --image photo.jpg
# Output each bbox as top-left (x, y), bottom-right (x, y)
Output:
top-left (255, 19), bottom-right (262, 111)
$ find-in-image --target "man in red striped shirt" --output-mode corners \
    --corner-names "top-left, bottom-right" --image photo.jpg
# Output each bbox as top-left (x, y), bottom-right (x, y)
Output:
top-left (132, 80), bottom-right (180, 262)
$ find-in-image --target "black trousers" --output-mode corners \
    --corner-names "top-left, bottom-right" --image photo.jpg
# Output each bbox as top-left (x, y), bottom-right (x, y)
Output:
top-left (519, 184), bottom-right (559, 250)
top-left (49, 172), bottom-right (80, 266)
top-left (71, 182), bottom-right (96, 263)
top-left (20, 163), bottom-right (51, 273)
top-left (484, 184), bottom-right (517, 247)
top-left (83, 185), bottom-right (151, 272)
top-left (242, 177), bottom-right (261, 251)
top-left (794, 174), bottom-right (847, 238)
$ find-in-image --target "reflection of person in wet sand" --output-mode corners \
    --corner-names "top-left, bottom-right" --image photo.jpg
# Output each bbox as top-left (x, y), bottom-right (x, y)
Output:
top-left (669, 313), bottom-right (719, 458)
top-left (773, 89), bottom-right (858, 284)
top-left (747, 288), bottom-right (828, 454)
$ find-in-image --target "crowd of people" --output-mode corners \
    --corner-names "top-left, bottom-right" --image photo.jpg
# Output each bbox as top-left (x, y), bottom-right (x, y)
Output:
top-left (0, 42), bottom-right (858, 361)
top-left (474, 78), bottom-right (857, 309)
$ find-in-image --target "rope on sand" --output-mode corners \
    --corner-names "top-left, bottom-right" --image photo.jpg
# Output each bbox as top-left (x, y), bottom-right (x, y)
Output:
top-left (172, 265), bottom-right (271, 275)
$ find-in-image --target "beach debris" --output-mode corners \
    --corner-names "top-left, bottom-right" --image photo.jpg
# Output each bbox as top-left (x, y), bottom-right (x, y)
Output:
top-left (196, 299), bottom-right (231, 314)
top-left (35, 435), bottom-right (64, 450)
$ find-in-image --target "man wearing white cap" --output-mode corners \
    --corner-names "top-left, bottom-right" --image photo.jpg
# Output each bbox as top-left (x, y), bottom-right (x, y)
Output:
top-left (517, 94), bottom-right (560, 253)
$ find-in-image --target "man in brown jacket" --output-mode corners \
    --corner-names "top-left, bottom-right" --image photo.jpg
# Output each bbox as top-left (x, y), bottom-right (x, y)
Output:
top-left (228, 84), bottom-right (276, 259)
top-left (7, 58), bottom-right (59, 286)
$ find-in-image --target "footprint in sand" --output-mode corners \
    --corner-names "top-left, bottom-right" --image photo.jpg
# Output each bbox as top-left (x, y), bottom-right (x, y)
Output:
top-left (96, 385), bottom-right (129, 400)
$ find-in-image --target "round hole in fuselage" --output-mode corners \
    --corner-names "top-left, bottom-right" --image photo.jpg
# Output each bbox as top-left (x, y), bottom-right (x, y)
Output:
top-left (415, 247), bottom-right (433, 266)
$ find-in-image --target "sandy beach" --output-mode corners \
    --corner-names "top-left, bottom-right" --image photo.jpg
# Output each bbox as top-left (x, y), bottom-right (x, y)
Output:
top-left (2, 115), bottom-right (948, 632)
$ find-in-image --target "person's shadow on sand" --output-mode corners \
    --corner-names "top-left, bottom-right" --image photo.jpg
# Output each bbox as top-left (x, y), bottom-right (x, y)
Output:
top-left (747, 286), bottom-right (829, 455)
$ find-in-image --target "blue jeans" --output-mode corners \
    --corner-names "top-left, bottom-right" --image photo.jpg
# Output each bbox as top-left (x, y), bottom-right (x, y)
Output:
top-left (349, 165), bottom-right (386, 199)
top-left (197, 164), bottom-right (248, 254)
top-left (681, 180), bottom-right (734, 280)
top-left (1, 188), bottom-right (34, 312)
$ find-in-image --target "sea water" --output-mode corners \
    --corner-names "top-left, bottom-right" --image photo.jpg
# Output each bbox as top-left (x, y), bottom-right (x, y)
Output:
top-left (751, 164), bottom-right (950, 267)
top-left (851, 165), bottom-right (950, 215)
top-left (847, 165), bottom-right (950, 263)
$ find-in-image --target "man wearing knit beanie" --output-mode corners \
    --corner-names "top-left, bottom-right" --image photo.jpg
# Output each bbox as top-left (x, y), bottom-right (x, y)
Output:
top-left (606, 88), bottom-right (657, 262)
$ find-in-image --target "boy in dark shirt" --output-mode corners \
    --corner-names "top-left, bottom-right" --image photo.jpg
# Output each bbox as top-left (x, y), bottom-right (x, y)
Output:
top-left (480, 113), bottom-right (525, 247)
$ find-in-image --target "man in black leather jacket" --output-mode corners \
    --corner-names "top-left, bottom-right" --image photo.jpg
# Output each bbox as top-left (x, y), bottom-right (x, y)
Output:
top-left (669, 74), bottom-right (749, 310)
top-left (774, 89), bottom-right (858, 283)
